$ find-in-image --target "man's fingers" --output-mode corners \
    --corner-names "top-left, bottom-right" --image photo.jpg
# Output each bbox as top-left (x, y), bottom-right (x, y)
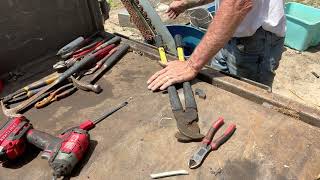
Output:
top-left (150, 76), bottom-right (169, 91)
top-left (172, 14), bottom-right (178, 19)
top-left (160, 78), bottom-right (182, 90)
top-left (167, 11), bottom-right (174, 18)
top-left (148, 72), bottom-right (170, 90)
top-left (165, 7), bottom-right (172, 13)
top-left (168, 11), bottom-right (177, 19)
top-left (159, 79), bottom-right (175, 90)
top-left (147, 68), bottom-right (167, 84)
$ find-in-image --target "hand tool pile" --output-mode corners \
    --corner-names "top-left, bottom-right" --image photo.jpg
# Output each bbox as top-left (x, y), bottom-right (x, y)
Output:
top-left (0, 31), bottom-right (131, 179)
top-left (1, 32), bottom-right (129, 117)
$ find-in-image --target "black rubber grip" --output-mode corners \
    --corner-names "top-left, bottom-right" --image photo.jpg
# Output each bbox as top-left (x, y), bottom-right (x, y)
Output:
top-left (91, 44), bottom-right (130, 82)
top-left (168, 85), bottom-right (183, 111)
top-left (93, 36), bottom-right (121, 53)
top-left (58, 53), bottom-right (96, 83)
top-left (174, 34), bottom-right (183, 48)
top-left (183, 82), bottom-right (197, 110)
top-left (26, 129), bottom-right (61, 152)
top-left (104, 44), bottom-right (129, 68)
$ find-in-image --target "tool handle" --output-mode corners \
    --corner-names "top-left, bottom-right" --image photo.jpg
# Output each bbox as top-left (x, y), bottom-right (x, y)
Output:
top-left (58, 37), bottom-right (120, 83)
top-left (8, 87), bottom-right (45, 104)
top-left (55, 87), bottom-right (77, 100)
top-left (57, 44), bottom-right (111, 83)
top-left (96, 47), bottom-right (118, 67)
top-left (90, 44), bottom-right (130, 82)
top-left (26, 129), bottom-right (61, 156)
top-left (211, 124), bottom-right (236, 150)
top-left (93, 36), bottom-right (121, 53)
top-left (25, 76), bottom-right (58, 91)
top-left (155, 35), bottom-right (168, 64)
top-left (183, 82), bottom-right (197, 110)
top-left (57, 37), bottom-right (84, 55)
top-left (72, 41), bottom-right (104, 59)
top-left (174, 35), bottom-right (183, 48)
top-left (174, 35), bottom-right (185, 61)
top-left (5, 76), bottom-right (57, 104)
top-left (57, 53), bottom-right (95, 82)
top-left (168, 85), bottom-right (183, 111)
top-left (73, 38), bottom-right (103, 55)
top-left (202, 117), bottom-right (224, 144)
top-left (35, 83), bottom-right (74, 108)
top-left (102, 44), bottom-right (129, 68)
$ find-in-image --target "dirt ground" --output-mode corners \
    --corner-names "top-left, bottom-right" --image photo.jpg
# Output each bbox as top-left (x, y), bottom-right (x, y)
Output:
top-left (104, 1), bottom-right (320, 110)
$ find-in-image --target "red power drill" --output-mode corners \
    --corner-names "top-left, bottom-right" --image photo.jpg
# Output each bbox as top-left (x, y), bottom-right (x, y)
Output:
top-left (26, 100), bottom-right (129, 179)
top-left (0, 99), bottom-right (129, 179)
top-left (0, 116), bottom-right (32, 162)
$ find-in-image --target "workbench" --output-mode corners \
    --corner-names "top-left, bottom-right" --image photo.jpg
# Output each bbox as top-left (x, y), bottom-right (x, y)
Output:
top-left (0, 50), bottom-right (319, 180)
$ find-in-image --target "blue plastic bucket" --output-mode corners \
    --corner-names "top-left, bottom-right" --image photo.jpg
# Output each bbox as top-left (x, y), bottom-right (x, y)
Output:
top-left (285, 2), bottom-right (320, 51)
top-left (166, 25), bottom-right (205, 57)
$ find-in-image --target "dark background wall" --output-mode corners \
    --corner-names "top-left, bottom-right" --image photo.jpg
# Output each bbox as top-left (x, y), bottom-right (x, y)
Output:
top-left (0, 0), bottom-right (102, 76)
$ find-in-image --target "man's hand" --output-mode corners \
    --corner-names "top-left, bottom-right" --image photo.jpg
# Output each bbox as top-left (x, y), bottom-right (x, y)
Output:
top-left (148, 0), bottom-right (253, 91)
top-left (147, 60), bottom-right (198, 91)
top-left (166, 0), bottom-right (188, 19)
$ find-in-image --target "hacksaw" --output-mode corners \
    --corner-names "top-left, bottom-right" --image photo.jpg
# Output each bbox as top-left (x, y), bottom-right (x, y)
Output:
top-left (121, 0), bottom-right (177, 55)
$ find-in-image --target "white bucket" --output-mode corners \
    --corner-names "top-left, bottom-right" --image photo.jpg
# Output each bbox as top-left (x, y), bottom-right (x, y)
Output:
top-left (188, 8), bottom-right (213, 30)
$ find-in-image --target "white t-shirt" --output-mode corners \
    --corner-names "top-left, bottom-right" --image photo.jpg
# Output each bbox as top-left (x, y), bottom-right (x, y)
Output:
top-left (216, 0), bottom-right (286, 37)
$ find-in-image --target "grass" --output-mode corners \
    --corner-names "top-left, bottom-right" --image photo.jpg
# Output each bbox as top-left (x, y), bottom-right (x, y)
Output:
top-left (105, 0), bottom-right (122, 8)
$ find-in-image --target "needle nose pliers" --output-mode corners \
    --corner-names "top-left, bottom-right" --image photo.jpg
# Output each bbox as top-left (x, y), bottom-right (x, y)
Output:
top-left (188, 117), bottom-right (236, 169)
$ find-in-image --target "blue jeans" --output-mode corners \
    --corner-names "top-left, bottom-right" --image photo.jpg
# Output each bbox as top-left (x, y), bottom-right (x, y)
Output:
top-left (210, 27), bottom-right (285, 87)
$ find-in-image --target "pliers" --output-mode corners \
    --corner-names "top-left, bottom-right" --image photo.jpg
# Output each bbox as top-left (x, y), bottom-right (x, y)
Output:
top-left (1, 75), bottom-right (58, 104)
top-left (155, 34), bottom-right (204, 140)
top-left (188, 117), bottom-right (236, 169)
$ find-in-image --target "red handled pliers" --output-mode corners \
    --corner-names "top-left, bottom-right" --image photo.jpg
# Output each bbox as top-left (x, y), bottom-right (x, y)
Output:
top-left (188, 117), bottom-right (236, 169)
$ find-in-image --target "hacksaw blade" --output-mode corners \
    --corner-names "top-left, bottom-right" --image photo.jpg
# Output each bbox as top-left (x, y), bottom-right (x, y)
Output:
top-left (121, 0), bottom-right (177, 54)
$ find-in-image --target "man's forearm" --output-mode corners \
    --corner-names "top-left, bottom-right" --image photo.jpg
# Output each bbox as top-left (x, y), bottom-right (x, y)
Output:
top-left (185, 0), bottom-right (214, 9)
top-left (188, 0), bottom-right (253, 71)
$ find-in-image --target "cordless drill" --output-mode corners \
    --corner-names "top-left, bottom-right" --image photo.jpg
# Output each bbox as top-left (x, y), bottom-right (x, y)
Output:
top-left (0, 99), bottom-right (129, 178)
top-left (0, 116), bottom-right (32, 162)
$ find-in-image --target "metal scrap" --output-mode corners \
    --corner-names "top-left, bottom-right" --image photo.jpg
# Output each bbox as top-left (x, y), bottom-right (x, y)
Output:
top-left (195, 88), bottom-right (206, 99)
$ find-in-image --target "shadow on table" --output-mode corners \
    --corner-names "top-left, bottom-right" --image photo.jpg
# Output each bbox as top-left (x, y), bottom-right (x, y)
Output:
top-left (217, 159), bottom-right (294, 180)
top-left (3, 144), bottom-right (40, 169)
top-left (65, 140), bottom-right (98, 180)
